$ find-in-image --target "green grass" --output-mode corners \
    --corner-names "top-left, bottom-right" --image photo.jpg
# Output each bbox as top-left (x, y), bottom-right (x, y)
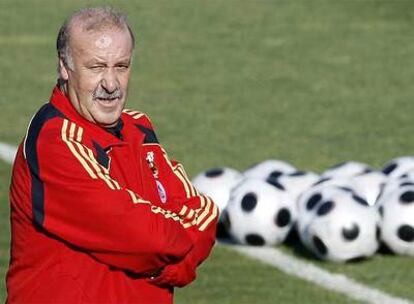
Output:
top-left (0, 162), bottom-right (11, 301)
top-left (2, 0), bottom-right (414, 302)
top-left (176, 245), bottom-right (358, 304)
top-left (281, 233), bottom-right (414, 301)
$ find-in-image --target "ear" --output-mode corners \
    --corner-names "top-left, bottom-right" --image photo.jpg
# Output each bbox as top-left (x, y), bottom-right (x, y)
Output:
top-left (59, 58), bottom-right (69, 81)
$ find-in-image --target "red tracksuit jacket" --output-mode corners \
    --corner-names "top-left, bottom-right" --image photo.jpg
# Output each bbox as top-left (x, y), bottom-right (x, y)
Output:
top-left (7, 87), bottom-right (218, 303)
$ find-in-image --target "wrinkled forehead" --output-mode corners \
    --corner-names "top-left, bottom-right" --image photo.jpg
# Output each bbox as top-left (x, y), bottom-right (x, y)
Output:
top-left (69, 24), bottom-right (133, 54)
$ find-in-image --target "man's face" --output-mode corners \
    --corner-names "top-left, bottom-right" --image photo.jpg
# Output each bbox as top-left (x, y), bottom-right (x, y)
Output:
top-left (60, 25), bottom-right (133, 128)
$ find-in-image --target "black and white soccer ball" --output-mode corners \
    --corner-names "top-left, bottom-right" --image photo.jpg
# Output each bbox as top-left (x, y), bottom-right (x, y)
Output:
top-left (243, 159), bottom-right (296, 181)
top-left (382, 156), bottom-right (414, 178)
top-left (348, 171), bottom-right (388, 206)
top-left (310, 171), bottom-right (386, 206)
top-left (321, 161), bottom-right (373, 179)
top-left (297, 186), bottom-right (357, 246)
top-left (224, 178), bottom-right (296, 246)
top-left (300, 188), bottom-right (380, 262)
top-left (377, 184), bottom-right (414, 256)
top-left (399, 170), bottom-right (414, 181)
top-left (376, 174), bottom-right (414, 204)
top-left (192, 167), bottom-right (243, 213)
top-left (272, 171), bottom-right (319, 202)
top-left (310, 176), bottom-right (354, 192)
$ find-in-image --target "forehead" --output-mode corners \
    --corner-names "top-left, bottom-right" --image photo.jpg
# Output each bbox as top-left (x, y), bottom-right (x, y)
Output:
top-left (69, 25), bottom-right (133, 60)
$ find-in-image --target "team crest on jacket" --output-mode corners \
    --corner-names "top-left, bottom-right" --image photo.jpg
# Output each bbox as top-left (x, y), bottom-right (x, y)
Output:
top-left (146, 151), bottom-right (166, 202)
top-left (146, 151), bottom-right (159, 178)
top-left (156, 180), bottom-right (167, 203)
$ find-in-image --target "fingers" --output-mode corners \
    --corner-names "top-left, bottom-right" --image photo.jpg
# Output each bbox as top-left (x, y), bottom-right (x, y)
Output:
top-left (145, 262), bottom-right (196, 288)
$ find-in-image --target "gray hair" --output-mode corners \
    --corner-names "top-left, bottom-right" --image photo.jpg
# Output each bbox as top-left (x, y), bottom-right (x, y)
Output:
top-left (56, 7), bottom-right (135, 84)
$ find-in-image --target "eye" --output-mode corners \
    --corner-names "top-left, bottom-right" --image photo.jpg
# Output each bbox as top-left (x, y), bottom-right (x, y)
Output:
top-left (88, 65), bottom-right (105, 71)
top-left (116, 64), bottom-right (129, 71)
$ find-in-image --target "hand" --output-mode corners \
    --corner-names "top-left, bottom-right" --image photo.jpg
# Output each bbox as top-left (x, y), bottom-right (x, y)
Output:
top-left (147, 259), bottom-right (196, 288)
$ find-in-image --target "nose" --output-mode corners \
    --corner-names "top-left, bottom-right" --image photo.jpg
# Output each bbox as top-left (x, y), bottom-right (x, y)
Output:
top-left (101, 68), bottom-right (119, 93)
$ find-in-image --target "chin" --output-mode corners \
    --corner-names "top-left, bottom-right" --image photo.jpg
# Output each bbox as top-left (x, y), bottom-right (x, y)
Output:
top-left (95, 116), bottom-right (120, 128)
top-left (103, 120), bottom-right (120, 128)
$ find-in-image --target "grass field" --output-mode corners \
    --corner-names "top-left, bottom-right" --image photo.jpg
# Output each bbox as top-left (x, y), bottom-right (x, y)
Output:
top-left (2, 0), bottom-right (414, 302)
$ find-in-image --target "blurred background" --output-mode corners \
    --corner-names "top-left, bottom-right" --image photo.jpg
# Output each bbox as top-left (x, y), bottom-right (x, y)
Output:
top-left (1, 0), bottom-right (414, 303)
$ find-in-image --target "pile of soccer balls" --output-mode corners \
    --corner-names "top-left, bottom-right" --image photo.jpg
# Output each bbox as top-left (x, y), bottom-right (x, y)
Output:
top-left (192, 157), bottom-right (414, 262)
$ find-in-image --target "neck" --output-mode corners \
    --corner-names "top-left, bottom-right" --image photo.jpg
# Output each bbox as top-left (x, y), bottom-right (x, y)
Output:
top-left (57, 79), bottom-right (67, 94)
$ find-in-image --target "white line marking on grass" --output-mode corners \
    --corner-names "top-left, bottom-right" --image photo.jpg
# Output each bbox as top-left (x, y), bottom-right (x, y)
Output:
top-left (0, 142), bottom-right (17, 164)
top-left (227, 245), bottom-right (411, 304)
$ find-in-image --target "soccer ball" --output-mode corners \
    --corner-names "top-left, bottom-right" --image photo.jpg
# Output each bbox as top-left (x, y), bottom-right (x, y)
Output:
top-left (377, 184), bottom-right (414, 256)
top-left (273, 171), bottom-right (320, 202)
top-left (300, 187), bottom-right (380, 262)
top-left (243, 159), bottom-right (296, 181)
top-left (224, 178), bottom-right (296, 246)
top-left (382, 156), bottom-right (414, 178)
top-left (311, 176), bottom-right (354, 192)
top-left (349, 171), bottom-right (388, 206)
top-left (192, 167), bottom-right (243, 213)
top-left (376, 174), bottom-right (414, 204)
top-left (297, 186), bottom-right (359, 245)
top-left (399, 170), bottom-right (414, 180)
top-left (321, 161), bottom-right (373, 179)
top-left (310, 171), bottom-right (386, 206)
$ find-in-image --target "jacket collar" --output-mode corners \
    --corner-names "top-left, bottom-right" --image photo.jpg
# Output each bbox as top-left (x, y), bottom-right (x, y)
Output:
top-left (49, 86), bottom-right (126, 149)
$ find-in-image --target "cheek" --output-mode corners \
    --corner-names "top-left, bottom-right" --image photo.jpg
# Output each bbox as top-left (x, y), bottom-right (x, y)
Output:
top-left (120, 72), bottom-right (131, 87)
top-left (75, 72), bottom-right (101, 93)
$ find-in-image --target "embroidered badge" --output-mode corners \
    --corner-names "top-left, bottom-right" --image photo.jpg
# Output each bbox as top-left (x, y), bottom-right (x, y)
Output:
top-left (156, 180), bottom-right (167, 203)
top-left (146, 151), bottom-right (159, 178)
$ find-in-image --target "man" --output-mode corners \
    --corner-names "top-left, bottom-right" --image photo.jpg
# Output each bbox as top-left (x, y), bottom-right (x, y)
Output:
top-left (7, 7), bottom-right (218, 303)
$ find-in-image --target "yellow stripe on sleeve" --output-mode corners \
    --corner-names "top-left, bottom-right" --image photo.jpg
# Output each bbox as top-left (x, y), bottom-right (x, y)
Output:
top-left (182, 218), bottom-right (198, 229)
top-left (133, 113), bottom-right (145, 120)
top-left (199, 203), bottom-right (218, 231)
top-left (76, 125), bottom-right (83, 142)
top-left (68, 123), bottom-right (116, 190)
top-left (84, 147), bottom-right (121, 190)
top-left (122, 109), bottom-right (139, 115)
top-left (69, 123), bottom-right (121, 191)
top-left (150, 205), bottom-right (181, 222)
top-left (123, 109), bottom-right (145, 120)
top-left (200, 195), bottom-right (206, 208)
top-left (159, 148), bottom-right (193, 198)
top-left (186, 209), bottom-right (195, 220)
top-left (61, 120), bottom-right (189, 224)
top-left (174, 170), bottom-right (191, 198)
top-left (61, 120), bottom-right (97, 179)
top-left (196, 196), bottom-right (212, 225)
top-left (126, 189), bottom-right (150, 204)
top-left (179, 205), bottom-right (188, 216)
top-left (175, 164), bottom-right (198, 197)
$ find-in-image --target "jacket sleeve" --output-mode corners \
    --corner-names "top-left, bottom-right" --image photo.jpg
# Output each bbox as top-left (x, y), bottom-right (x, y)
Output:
top-left (163, 159), bottom-right (218, 267)
top-left (25, 118), bottom-right (193, 275)
top-left (132, 113), bottom-right (218, 268)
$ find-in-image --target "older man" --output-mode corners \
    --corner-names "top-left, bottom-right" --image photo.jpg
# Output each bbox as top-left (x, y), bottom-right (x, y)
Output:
top-left (7, 7), bottom-right (218, 303)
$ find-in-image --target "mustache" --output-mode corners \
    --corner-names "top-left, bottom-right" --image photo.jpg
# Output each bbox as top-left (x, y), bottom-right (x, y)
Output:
top-left (93, 87), bottom-right (123, 100)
